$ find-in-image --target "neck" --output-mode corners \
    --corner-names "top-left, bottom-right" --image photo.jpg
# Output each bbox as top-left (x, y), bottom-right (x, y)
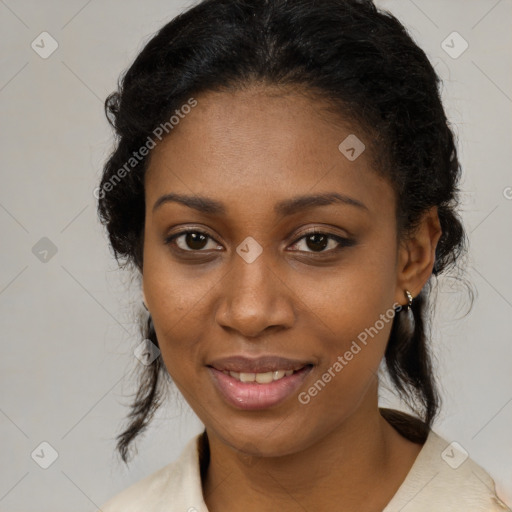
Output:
top-left (202, 382), bottom-right (423, 512)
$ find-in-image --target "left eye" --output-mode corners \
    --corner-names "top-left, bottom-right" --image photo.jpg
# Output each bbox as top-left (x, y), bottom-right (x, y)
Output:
top-left (289, 231), bottom-right (353, 253)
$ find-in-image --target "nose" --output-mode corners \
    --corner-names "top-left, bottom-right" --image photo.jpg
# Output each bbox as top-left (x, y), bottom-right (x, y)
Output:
top-left (214, 248), bottom-right (295, 338)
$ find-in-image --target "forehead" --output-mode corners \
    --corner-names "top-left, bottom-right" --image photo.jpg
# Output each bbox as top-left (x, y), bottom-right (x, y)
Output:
top-left (144, 85), bottom-right (394, 219)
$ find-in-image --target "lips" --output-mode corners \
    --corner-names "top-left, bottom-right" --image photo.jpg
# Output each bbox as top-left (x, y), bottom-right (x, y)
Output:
top-left (206, 355), bottom-right (314, 410)
top-left (208, 365), bottom-right (313, 410)
top-left (207, 354), bottom-right (312, 373)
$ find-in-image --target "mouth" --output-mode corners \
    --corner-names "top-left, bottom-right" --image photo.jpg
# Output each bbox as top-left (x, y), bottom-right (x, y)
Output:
top-left (219, 367), bottom-right (303, 383)
top-left (207, 354), bottom-right (313, 374)
top-left (207, 362), bottom-right (314, 410)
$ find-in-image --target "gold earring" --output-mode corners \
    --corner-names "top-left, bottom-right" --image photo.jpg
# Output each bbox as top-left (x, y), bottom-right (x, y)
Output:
top-left (405, 290), bottom-right (413, 311)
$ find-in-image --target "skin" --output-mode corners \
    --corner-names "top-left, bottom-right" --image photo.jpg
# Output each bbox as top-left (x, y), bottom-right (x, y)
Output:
top-left (142, 84), bottom-right (442, 512)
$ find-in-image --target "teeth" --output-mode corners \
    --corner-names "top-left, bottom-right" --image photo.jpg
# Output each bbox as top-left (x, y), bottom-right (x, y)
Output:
top-left (239, 372), bottom-right (256, 383)
top-left (256, 372), bottom-right (274, 384)
top-left (222, 368), bottom-right (297, 383)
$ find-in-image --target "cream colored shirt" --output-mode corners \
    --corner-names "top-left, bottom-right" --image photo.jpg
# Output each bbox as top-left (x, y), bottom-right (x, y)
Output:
top-left (100, 429), bottom-right (511, 511)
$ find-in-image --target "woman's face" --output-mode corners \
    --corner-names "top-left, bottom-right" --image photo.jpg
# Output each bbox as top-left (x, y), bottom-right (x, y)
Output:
top-left (142, 85), bottom-right (406, 456)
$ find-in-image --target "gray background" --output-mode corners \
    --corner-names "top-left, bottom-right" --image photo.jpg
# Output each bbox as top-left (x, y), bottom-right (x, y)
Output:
top-left (0, 0), bottom-right (511, 510)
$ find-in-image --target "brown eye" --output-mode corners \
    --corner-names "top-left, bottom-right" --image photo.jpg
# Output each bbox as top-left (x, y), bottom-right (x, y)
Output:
top-left (165, 230), bottom-right (222, 252)
top-left (289, 230), bottom-right (355, 254)
top-left (182, 232), bottom-right (208, 250)
top-left (304, 233), bottom-right (329, 252)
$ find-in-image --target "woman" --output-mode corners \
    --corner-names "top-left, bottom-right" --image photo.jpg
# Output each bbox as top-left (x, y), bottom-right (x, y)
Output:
top-left (96, 0), bottom-right (511, 510)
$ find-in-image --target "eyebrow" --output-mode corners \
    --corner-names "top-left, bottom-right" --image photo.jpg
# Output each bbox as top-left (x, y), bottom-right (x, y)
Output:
top-left (152, 192), bottom-right (368, 216)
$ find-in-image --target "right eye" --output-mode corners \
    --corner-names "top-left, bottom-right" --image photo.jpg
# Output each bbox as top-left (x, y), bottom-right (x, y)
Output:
top-left (164, 229), bottom-right (223, 252)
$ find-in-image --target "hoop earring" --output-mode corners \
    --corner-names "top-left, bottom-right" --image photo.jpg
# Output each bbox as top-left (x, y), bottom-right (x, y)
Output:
top-left (142, 301), bottom-right (149, 311)
top-left (404, 290), bottom-right (413, 311)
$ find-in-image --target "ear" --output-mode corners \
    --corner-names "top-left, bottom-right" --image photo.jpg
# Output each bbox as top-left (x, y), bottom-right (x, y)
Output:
top-left (394, 206), bottom-right (442, 307)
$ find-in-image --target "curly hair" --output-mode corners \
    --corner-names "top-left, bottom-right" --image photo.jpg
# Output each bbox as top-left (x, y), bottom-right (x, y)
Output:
top-left (97, 0), bottom-right (470, 464)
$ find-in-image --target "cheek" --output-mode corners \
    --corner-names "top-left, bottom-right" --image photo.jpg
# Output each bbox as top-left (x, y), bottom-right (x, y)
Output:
top-left (300, 241), bottom-right (397, 343)
top-left (143, 228), bottom-right (214, 328)
top-left (298, 310), bottom-right (395, 425)
top-left (142, 250), bottom-right (199, 366)
top-left (147, 277), bottom-right (205, 366)
top-left (297, 241), bottom-right (397, 402)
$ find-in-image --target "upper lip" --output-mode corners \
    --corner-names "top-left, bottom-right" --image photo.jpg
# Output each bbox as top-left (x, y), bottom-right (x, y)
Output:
top-left (208, 355), bottom-right (312, 373)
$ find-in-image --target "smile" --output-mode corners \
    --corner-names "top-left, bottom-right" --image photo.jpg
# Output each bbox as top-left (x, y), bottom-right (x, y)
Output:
top-left (222, 369), bottom-right (295, 383)
top-left (208, 364), bottom-right (313, 410)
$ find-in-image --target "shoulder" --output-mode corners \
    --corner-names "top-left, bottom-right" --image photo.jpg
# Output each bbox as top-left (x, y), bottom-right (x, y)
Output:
top-left (100, 433), bottom-right (208, 512)
top-left (384, 427), bottom-right (511, 512)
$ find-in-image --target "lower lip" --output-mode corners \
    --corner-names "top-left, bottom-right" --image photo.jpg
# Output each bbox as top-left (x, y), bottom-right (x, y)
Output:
top-left (207, 365), bottom-right (313, 410)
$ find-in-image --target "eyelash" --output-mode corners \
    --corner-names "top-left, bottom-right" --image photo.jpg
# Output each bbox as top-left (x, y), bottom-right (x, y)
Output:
top-left (164, 228), bottom-right (355, 255)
